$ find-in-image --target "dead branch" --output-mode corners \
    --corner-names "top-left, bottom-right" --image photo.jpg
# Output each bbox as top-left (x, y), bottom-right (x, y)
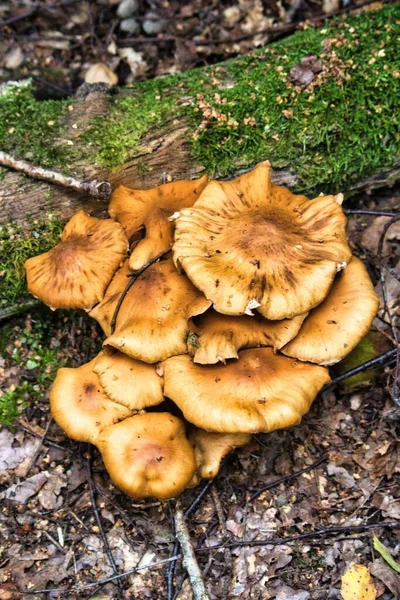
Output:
top-left (174, 500), bottom-right (211, 600)
top-left (0, 151), bottom-right (111, 200)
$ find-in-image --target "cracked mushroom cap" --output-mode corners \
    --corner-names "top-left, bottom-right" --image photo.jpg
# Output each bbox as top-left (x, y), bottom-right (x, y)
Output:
top-left (188, 309), bottom-right (307, 364)
top-left (103, 258), bottom-right (211, 363)
top-left (163, 348), bottom-right (330, 434)
top-left (173, 161), bottom-right (351, 320)
top-left (93, 349), bottom-right (164, 411)
top-left (50, 359), bottom-right (131, 444)
top-left (95, 413), bottom-right (197, 499)
top-left (281, 257), bottom-right (380, 365)
top-left (109, 175), bottom-right (208, 271)
top-left (25, 211), bottom-right (128, 311)
top-left (188, 428), bottom-right (251, 484)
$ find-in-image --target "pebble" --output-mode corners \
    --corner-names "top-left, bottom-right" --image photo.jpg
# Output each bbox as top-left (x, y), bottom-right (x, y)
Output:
top-left (223, 6), bottom-right (241, 28)
top-left (84, 63), bottom-right (118, 86)
top-left (142, 11), bottom-right (167, 35)
top-left (4, 47), bottom-right (24, 70)
top-left (119, 17), bottom-right (140, 35)
top-left (117, 0), bottom-right (139, 19)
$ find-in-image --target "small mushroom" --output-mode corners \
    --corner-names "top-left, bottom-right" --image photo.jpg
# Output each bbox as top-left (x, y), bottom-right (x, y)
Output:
top-left (95, 413), bottom-right (197, 499)
top-left (25, 211), bottom-right (128, 311)
top-left (173, 161), bottom-right (352, 319)
top-left (188, 428), bottom-right (252, 484)
top-left (104, 258), bottom-right (211, 362)
top-left (50, 359), bottom-right (132, 444)
top-left (109, 175), bottom-right (208, 271)
top-left (188, 309), bottom-right (307, 364)
top-left (93, 349), bottom-right (164, 410)
top-left (281, 257), bottom-right (380, 365)
top-left (163, 348), bottom-right (330, 433)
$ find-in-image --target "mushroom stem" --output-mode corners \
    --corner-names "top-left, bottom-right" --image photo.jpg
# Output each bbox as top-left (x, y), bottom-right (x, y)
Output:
top-left (174, 500), bottom-right (211, 600)
top-left (0, 151), bottom-right (111, 200)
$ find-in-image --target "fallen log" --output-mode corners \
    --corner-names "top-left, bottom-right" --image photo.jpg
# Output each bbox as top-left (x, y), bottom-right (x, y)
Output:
top-left (0, 3), bottom-right (399, 321)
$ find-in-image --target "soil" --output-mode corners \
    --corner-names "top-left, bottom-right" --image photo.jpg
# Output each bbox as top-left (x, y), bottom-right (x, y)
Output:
top-left (0, 2), bottom-right (399, 599)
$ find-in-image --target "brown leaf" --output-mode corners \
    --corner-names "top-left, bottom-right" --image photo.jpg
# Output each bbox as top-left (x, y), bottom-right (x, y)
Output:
top-left (369, 558), bottom-right (400, 596)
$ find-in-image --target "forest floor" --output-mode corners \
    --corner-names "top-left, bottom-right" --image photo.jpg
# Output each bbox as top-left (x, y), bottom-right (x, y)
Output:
top-left (0, 1), bottom-right (399, 599)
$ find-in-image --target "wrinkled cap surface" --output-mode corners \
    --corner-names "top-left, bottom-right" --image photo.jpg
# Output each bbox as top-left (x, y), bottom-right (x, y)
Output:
top-left (50, 359), bottom-right (131, 444)
top-left (282, 257), bottom-right (380, 365)
top-left (188, 309), bottom-right (307, 364)
top-left (96, 413), bottom-right (197, 499)
top-left (104, 258), bottom-right (211, 363)
top-left (89, 259), bottom-right (131, 336)
top-left (163, 348), bottom-right (330, 433)
top-left (93, 349), bottom-right (164, 410)
top-left (173, 161), bottom-right (352, 319)
top-left (188, 428), bottom-right (251, 482)
top-left (109, 175), bottom-right (208, 271)
top-left (25, 211), bottom-right (128, 311)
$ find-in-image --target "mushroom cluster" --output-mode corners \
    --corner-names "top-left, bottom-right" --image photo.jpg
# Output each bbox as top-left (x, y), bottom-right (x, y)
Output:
top-left (24, 161), bottom-right (379, 500)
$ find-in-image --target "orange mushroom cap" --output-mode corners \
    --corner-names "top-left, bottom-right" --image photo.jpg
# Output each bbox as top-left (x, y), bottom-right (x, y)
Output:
top-left (173, 161), bottom-right (352, 320)
top-left (109, 175), bottom-right (208, 271)
top-left (25, 211), bottom-right (128, 311)
top-left (188, 428), bottom-right (251, 482)
top-left (50, 359), bottom-right (131, 444)
top-left (103, 258), bottom-right (211, 363)
top-left (163, 348), bottom-right (330, 434)
top-left (89, 259), bottom-right (131, 336)
top-left (188, 309), bottom-right (307, 364)
top-left (93, 349), bottom-right (164, 410)
top-left (95, 413), bottom-right (197, 499)
top-left (282, 257), bottom-right (380, 365)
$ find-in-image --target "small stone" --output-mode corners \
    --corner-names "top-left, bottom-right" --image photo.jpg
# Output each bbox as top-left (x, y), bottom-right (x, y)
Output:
top-left (4, 47), bottom-right (24, 70)
top-left (117, 0), bottom-right (139, 19)
top-left (84, 63), bottom-right (118, 86)
top-left (142, 11), bottom-right (167, 35)
top-left (223, 6), bottom-right (241, 28)
top-left (119, 17), bottom-right (140, 35)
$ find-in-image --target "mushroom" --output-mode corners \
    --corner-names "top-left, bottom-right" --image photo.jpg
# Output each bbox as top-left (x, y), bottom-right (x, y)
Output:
top-left (93, 349), bottom-right (164, 410)
top-left (89, 259), bottom-right (131, 336)
top-left (103, 258), bottom-right (211, 362)
top-left (50, 359), bottom-right (132, 444)
top-left (188, 428), bottom-right (251, 484)
top-left (188, 309), bottom-right (307, 364)
top-left (173, 161), bottom-right (352, 319)
top-left (163, 348), bottom-right (330, 433)
top-left (25, 211), bottom-right (128, 311)
top-left (95, 413), bottom-right (197, 499)
top-left (281, 257), bottom-right (380, 365)
top-left (109, 175), bottom-right (208, 271)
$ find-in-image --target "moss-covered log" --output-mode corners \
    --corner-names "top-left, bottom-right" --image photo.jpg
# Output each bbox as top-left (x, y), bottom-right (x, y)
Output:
top-left (0, 3), bottom-right (399, 320)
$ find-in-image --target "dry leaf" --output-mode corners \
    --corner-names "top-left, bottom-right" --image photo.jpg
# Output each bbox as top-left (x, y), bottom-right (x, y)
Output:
top-left (341, 564), bottom-right (377, 600)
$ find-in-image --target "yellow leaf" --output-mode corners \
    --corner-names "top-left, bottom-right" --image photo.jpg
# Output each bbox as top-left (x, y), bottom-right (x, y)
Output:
top-left (341, 564), bottom-right (377, 600)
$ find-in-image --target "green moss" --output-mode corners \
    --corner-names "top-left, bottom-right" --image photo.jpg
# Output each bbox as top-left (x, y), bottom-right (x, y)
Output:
top-left (0, 218), bottom-right (63, 308)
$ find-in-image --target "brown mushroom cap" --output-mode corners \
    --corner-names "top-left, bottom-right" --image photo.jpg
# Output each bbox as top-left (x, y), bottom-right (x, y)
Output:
top-left (173, 161), bottom-right (352, 319)
top-left (25, 211), bottom-right (128, 311)
top-left (281, 257), bottom-right (380, 365)
top-left (50, 359), bottom-right (131, 444)
top-left (103, 258), bottom-right (211, 363)
top-left (109, 175), bottom-right (208, 271)
top-left (189, 428), bottom-right (251, 481)
top-left (188, 309), bottom-right (307, 364)
top-left (95, 413), bottom-right (197, 499)
top-left (93, 349), bottom-right (164, 410)
top-left (89, 259), bottom-right (131, 336)
top-left (163, 348), bottom-right (330, 433)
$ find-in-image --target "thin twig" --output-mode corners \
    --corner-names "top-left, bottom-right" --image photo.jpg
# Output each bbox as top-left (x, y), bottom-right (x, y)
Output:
top-left (86, 452), bottom-right (124, 598)
top-left (196, 521), bottom-right (400, 552)
top-left (174, 500), bottom-right (211, 600)
top-left (16, 420), bottom-right (72, 452)
top-left (211, 486), bottom-right (232, 600)
top-left (25, 418), bottom-right (53, 477)
top-left (110, 251), bottom-right (169, 333)
top-left (324, 348), bottom-right (397, 387)
top-left (343, 209), bottom-right (398, 217)
top-left (0, 151), bottom-right (111, 200)
top-left (248, 454), bottom-right (328, 502)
